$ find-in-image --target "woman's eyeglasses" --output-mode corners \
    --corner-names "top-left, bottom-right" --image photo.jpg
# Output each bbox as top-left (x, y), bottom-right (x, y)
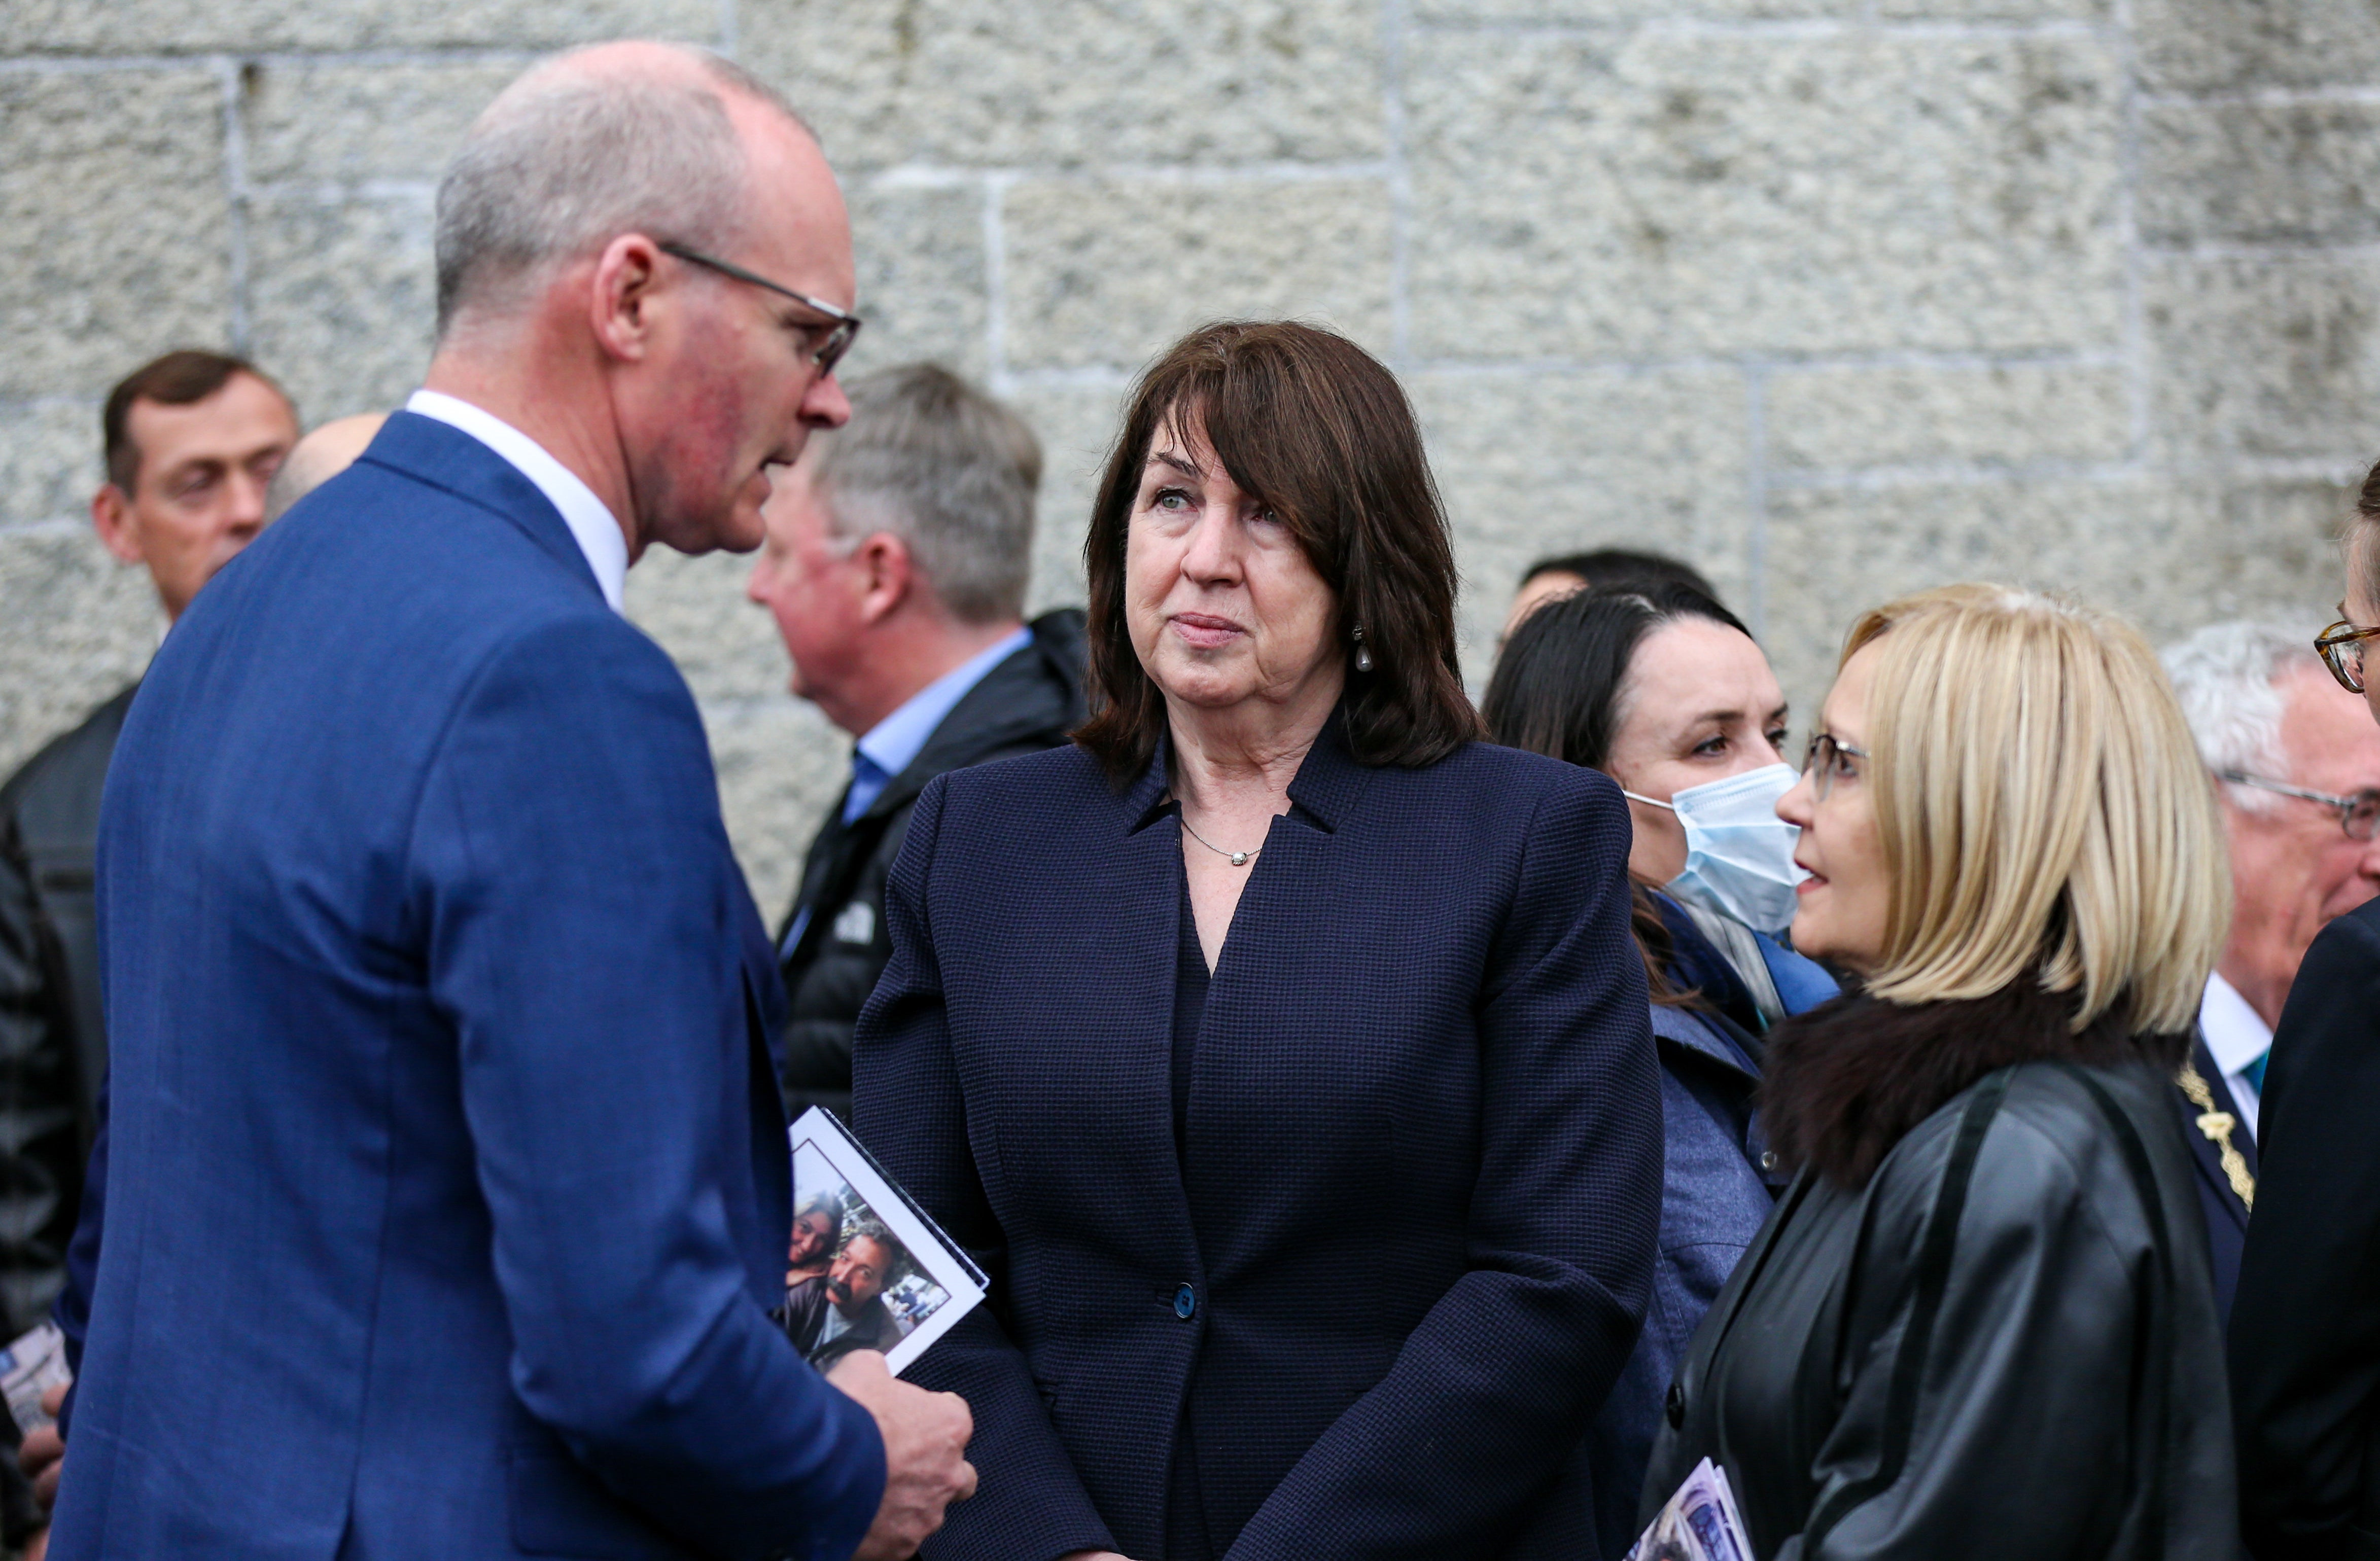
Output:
top-left (1803, 732), bottom-right (1867, 801)
top-left (2316, 619), bottom-right (2380, 695)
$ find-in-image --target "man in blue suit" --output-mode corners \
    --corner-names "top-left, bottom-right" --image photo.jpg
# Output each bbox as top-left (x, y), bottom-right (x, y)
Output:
top-left (47, 42), bottom-right (973, 1561)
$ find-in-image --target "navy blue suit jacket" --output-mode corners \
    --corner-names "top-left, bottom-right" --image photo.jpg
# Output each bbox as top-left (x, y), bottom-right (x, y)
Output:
top-left (853, 724), bottom-right (1661, 1560)
top-left (49, 413), bottom-right (883, 1560)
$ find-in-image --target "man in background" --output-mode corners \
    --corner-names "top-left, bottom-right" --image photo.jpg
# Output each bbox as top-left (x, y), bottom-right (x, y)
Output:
top-left (0, 348), bottom-right (296, 1551)
top-left (262, 412), bottom-right (386, 521)
top-left (2162, 619), bottom-right (2380, 1317)
top-left (1502, 546), bottom-right (1719, 643)
top-left (747, 362), bottom-right (1087, 1120)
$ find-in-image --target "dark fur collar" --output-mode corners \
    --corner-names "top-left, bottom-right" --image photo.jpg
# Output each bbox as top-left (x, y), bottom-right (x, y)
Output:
top-left (1759, 978), bottom-right (2188, 1190)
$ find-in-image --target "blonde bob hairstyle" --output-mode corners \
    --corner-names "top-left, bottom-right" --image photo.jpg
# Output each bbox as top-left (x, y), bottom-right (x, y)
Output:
top-left (1841, 584), bottom-right (2229, 1035)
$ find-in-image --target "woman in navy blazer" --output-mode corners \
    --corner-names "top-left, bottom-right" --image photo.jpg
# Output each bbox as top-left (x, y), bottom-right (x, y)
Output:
top-left (854, 321), bottom-right (1662, 1561)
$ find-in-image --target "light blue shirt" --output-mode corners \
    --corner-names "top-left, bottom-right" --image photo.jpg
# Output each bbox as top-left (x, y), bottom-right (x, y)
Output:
top-left (781, 625), bottom-right (1033, 958)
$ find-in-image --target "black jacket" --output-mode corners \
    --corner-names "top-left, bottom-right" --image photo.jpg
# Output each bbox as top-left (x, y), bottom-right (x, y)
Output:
top-left (0, 686), bottom-right (126, 1330)
top-left (2231, 898), bottom-right (2380, 1560)
top-left (1643, 985), bottom-right (2241, 1560)
top-left (0, 685), bottom-right (129, 1545)
top-left (776, 610), bottom-right (1088, 1118)
top-left (855, 722), bottom-right (1659, 1561)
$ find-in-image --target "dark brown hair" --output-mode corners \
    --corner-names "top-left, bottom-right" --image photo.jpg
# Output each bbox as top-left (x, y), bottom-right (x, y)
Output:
top-left (103, 349), bottom-right (289, 494)
top-left (2355, 456), bottom-right (2380, 610)
top-left (1482, 582), bottom-right (1755, 1008)
top-left (1074, 321), bottom-right (1480, 785)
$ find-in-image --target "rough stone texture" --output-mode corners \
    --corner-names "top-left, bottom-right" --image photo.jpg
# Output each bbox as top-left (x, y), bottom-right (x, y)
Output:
top-left (0, 1), bottom-right (716, 55)
top-left (2142, 100), bottom-right (2380, 247)
top-left (1407, 29), bottom-right (2126, 359)
top-left (1767, 363), bottom-right (2133, 470)
top-left (1406, 367), bottom-right (1753, 670)
top-left (0, 402), bottom-right (100, 530)
top-left (246, 191), bottom-right (440, 424)
top-left (0, 70), bottom-right (232, 401)
top-left (2145, 256), bottom-right (2380, 464)
top-left (1000, 176), bottom-right (1395, 371)
top-left (2133, 0), bottom-right (2380, 94)
top-left (741, 0), bottom-right (1384, 170)
top-left (6, 0), bottom-right (2376, 898)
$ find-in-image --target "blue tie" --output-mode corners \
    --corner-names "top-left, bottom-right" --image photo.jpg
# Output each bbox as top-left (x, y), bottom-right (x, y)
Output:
top-left (842, 751), bottom-right (891, 826)
top-left (2241, 1048), bottom-right (2270, 1098)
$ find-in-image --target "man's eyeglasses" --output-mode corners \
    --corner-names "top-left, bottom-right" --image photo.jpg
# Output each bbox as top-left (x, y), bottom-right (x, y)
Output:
top-left (2217, 771), bottom-right (2380, 841)
top-left (2317, 619), bottom-right (2380, 695)
top-left (658, 241), bottom-right (862, 375)
top-left (1803, 732), bottom-right (1867, 802)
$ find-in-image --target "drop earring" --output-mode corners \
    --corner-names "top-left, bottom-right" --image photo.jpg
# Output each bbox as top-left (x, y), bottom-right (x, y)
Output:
top-left (1352, 624), bottom-right (1374, 673)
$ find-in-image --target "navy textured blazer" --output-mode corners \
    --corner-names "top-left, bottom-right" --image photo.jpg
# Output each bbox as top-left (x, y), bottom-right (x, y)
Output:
top-left (853, 720), bottom-right (1662, 1560)
top-left (49, 413), bottom-right (882, 1561)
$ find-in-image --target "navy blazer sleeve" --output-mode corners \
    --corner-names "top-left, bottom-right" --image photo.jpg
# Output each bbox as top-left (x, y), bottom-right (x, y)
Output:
top-left (410, 619), bottom-right (884, 1561)
top-left (857, 776), bottom-right (1118, 1560)
top-left (1222, 767), bottom-right (1658, 1560)
top-left (2231, 903), bottom-right (2380, 1559)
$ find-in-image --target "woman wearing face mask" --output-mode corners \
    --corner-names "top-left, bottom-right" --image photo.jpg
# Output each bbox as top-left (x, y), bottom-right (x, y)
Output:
top-left (1483, 581), bottom-right (1832, 1558)
top-left (1640, 585), bottom-right (2239, 1559)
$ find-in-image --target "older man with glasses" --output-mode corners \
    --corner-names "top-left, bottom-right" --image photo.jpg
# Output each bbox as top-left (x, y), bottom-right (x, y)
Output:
top-left (2159, 620), bottom-right (2380, 1318)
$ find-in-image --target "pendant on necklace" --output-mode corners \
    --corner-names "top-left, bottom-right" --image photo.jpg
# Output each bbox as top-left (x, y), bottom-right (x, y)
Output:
top-left (1230, 852), bottom-right (1248, 866)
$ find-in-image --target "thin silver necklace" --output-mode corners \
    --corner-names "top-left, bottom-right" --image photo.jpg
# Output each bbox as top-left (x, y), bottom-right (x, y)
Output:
top-left (1179, 810), bottom-right (1262, 868)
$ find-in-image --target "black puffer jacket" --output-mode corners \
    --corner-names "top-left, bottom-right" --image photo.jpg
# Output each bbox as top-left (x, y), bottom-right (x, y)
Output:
top-left (776, 610), bottom-right (1088, 1118)
top-left (1641, 982), bottom-right (2242, 1560)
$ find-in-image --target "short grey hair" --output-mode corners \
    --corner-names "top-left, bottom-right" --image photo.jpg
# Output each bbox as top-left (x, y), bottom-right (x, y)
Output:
top-left (2161, 620), bottom-right (2328, 813)
top-left (811, 364), bottom-right (1042, 624)
top-left (434, 46), bottom-right (804, 335)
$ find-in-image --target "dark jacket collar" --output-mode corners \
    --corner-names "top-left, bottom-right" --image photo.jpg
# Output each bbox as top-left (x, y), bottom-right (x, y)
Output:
top-left (1761, 978), bottom-right (2187, 1189)
top-left (1124, 700), bottom-right (1376, 836)
top-left (356, 410), bottom-right (604, 604)
top-left (861, 609), bottom-right (1091, 825)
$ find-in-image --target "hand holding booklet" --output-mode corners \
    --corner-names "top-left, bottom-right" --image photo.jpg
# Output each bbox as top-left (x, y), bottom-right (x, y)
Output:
top-left (1628, 1457), bottom-right (1756, 1561)
top-left (769, 1107), bottom-right (987, 1378)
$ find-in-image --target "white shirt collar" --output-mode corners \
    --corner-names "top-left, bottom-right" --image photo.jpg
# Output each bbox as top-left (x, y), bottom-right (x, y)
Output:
top-left (404, 390), bottom-right (628, 612)
top-left (2199, 970), bottom-right (2274, 1080)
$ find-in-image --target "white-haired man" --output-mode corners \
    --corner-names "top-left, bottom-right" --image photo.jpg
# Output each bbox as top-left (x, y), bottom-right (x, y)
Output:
top-left (47, 43), bottom-right (972, 1561)
top-left (2161, 619), bottom-right (2380, 1317)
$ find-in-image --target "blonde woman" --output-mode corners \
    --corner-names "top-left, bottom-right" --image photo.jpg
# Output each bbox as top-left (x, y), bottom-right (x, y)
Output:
top-left (1640, 585), bottom-right (2241, 1559)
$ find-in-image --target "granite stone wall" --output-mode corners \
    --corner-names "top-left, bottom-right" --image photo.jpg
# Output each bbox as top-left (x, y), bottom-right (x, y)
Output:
top-left (4, 0), bottom-right (2374, 915)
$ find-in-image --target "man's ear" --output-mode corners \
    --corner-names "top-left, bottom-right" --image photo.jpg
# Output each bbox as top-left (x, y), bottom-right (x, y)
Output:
top-left (589, 233), bottom-right (667, 364)
top-left (91, 484), bottom-right (145, 565)
top-left (855, 533), bottom-right (915, 626)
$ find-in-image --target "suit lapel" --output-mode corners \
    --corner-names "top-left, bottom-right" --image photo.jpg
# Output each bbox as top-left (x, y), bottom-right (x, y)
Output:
top-left (2180, 1032), bottom-right (2256, 1229)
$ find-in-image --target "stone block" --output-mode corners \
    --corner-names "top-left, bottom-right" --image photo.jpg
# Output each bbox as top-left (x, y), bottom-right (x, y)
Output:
top-left (0, 0), bottom-right (716, 54)
top-left (1873, 0), bottom-right (2105, 16)
top-left (2146, 256), bottom-right (2380, 464)
top-left (1003, 378), bottom-right (1132, 614)
top-left (623, 546), bottom-right (793, 709)
top-left (0, 402), bottom-right (100, 529)
top-left (706, 698), bottom-right (851, 926)
top-left (246, 191), bottom-right (437, 425)
top-left (1406, 366), bottom-right (1751, 678)
top-left (1766, 362), bottom-right (2131, 470)
top-left (0, 70), bottom-right (231, 401)
top-left (1406, 30), bottom-right (2124, 359)
top-left (0, 527), bottom-right (158, 782)
top-left (1760, 479), bottom-right (2342, 718)
top-left (741, 0), bottom-right (1382, 171)
top-left (2141, 101), bottom-right (2380, 247)
top-left (241, 60), bottom-right (520, 188)
top-left (2133, 0), bottom-right (2380, 95)
top-left (1000, 176), bottom-right (1394, 372)
top-left (839, 180), bottom-right (989, 382)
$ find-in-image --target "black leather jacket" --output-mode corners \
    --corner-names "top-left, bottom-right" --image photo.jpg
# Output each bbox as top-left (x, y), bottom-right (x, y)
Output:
top-left (776, 610), bottom-right (1089, 1119)
top-left (1644, 1042), bottom-right (2241, 1559)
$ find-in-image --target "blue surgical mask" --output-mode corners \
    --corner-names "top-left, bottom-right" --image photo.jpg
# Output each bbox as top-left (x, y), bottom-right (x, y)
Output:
top-left (1623, 762), bottom-right (1806, 935)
